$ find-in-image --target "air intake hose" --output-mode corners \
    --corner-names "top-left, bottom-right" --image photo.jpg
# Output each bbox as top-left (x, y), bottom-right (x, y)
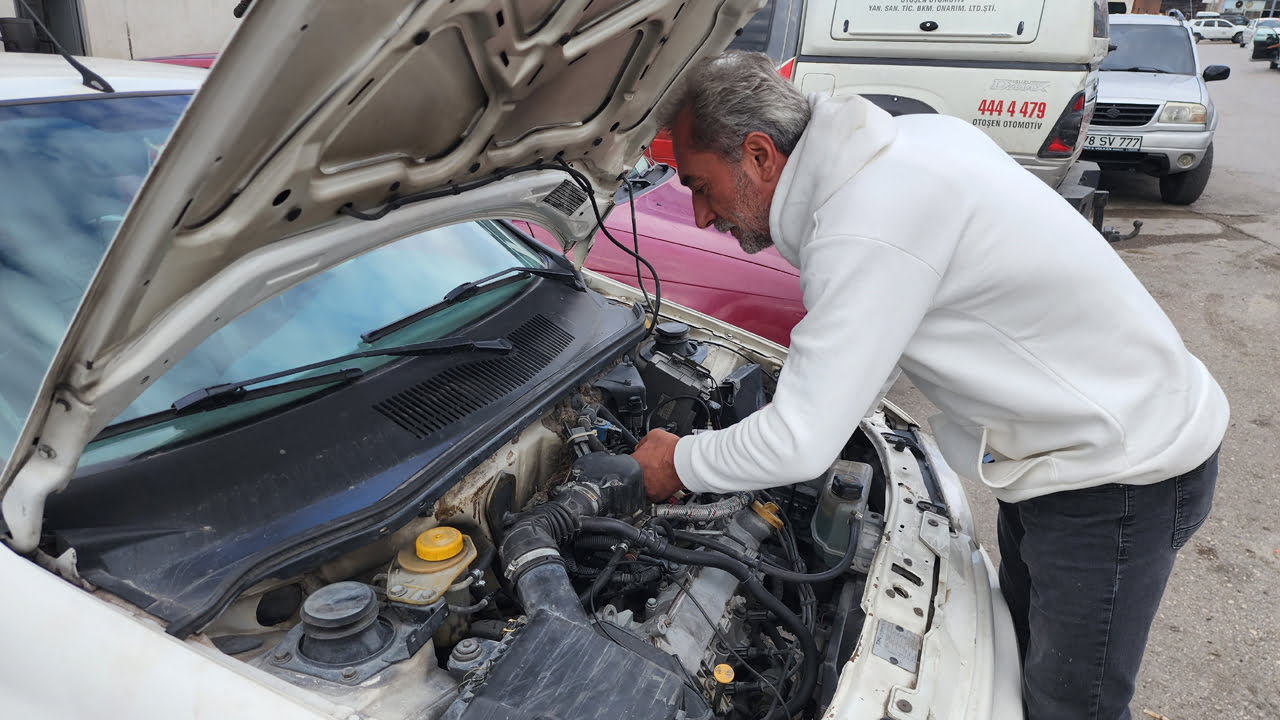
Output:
top-left (498, 453), bottom-right (645, 620)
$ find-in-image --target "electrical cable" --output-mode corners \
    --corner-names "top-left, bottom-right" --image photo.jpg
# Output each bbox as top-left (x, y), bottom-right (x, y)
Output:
top-left (625, 180), bottom-right (653, 312)
top-left (555, 159), bottom-right (662, 338)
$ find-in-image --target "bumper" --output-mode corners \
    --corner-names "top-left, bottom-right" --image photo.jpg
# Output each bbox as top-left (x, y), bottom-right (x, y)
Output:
top-left (1007, 154), bottom-right (1074, 191)
top-left (1080, 126), bottom-right (1214, 176)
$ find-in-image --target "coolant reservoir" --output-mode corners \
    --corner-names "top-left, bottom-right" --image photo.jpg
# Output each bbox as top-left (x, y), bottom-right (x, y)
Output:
top-left (387, 526), bottom-right (477, 605)
top-left (810, 461), bottom-right (874, 568)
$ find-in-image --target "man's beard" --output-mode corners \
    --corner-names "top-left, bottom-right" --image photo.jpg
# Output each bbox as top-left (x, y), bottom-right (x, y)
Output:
top-left (713, 167), bottom-right (774, 254)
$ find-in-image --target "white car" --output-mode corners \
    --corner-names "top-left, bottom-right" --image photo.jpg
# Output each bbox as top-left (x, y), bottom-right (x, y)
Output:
top-left (1239, 17), bottom-right (1280, 46)
top-left (0, 3), bottom-right (1021, 720)
top-left (1189, 17), bottom-right (1244, 43)
top-left (1082, 14), bottom-right (1230, 205)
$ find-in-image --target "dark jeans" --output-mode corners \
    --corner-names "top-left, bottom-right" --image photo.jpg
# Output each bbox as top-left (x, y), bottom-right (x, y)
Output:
top-left (997, 449), bottom-right (1219, 720)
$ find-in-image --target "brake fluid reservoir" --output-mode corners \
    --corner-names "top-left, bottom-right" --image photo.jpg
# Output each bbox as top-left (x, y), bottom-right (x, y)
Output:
top-left (387, 526), bottom-right (477, 605)
top-left (810, 461), bottom-right (874, 569)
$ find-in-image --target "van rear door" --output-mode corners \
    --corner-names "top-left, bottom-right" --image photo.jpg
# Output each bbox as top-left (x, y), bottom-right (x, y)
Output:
top-left (829, 0), bottom-right (1047, 44)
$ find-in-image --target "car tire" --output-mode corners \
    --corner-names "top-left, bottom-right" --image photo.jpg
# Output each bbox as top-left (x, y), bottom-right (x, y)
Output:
top-left (1194, 33), bottom-right (1203, 42)
top-left (1233, 31), bottom-right (1244, 43)
top-left (1159, 144), bottom-right (1213, 205)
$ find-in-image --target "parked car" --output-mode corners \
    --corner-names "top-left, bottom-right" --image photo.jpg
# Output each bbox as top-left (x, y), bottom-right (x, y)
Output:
top-left (141, 52), bottom-right (217, 68)
top-left (1239, 17), bottom-right (1280, 46)
top-left (1189, 17), bottom-right (1244, 43)
top-left (1251, 26), bottom-right (1280, 61)
top-left (1219, 13), bottom-right (1248, 27)
top-left (0, 3), bottom-right (1017, 720)
top-left (1082, 14), bottom-right (1230, 205)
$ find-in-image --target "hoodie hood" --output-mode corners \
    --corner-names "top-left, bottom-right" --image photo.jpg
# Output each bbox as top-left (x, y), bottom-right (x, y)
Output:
top-left (768, 94), bottom-right (899, 269)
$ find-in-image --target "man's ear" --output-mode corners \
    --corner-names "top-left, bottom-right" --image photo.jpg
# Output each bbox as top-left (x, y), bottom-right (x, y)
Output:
top-left (741, 131), bottom-right (786, 184)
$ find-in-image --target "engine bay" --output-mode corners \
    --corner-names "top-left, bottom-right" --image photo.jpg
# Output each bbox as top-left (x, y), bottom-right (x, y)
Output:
top-left (193, 322), bottom-right (895, 720)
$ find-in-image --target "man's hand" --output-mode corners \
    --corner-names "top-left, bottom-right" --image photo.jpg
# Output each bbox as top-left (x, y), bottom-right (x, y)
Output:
top-left (633, 429), bottom-right (684, 501)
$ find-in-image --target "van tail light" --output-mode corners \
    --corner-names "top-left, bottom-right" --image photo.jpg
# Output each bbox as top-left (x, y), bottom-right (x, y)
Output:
top-left (777, 57), bottom-right (796, 80)
top-left (1038, 91), bottom-right (1092, 158)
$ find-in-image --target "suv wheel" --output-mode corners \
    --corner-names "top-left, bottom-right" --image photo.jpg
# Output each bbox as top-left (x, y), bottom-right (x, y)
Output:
top-left (1159, 143), bottom-right (1213, 205)
top-left (1232, 31), bottom-right (1244, 43)
top-left (1193, 32), bottom-right (1203, 42)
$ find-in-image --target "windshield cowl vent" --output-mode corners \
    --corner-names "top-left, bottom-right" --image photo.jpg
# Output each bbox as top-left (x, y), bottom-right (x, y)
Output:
top-left (373, 315), bottom-right (574, 440)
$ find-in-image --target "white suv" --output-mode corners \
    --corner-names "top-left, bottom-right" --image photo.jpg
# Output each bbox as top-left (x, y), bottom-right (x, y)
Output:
top-left (1189, 17), bottom-right (1244, 43)
top-left (1082, 14), bottom-right (1230, 205)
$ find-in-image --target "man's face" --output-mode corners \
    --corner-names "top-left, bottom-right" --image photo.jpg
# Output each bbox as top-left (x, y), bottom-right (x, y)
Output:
top-left (670, 109), bottom-right (775, 254)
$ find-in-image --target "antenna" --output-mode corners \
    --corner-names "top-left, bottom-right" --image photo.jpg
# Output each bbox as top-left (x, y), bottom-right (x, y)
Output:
top-left (13, 0), bottom-right (116, 93)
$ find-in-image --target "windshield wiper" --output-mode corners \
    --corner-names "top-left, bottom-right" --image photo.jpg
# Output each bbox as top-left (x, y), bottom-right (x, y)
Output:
top-left (95, 336), bottom-right (512, 441)
top-left (1112, 66), bottom-right (1171, 74)
top-left (362, 265), bottom-right (583, 343)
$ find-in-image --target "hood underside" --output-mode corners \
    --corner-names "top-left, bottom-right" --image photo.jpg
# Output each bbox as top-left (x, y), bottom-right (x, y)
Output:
top-left (1, 0), bottom-right (765, 552)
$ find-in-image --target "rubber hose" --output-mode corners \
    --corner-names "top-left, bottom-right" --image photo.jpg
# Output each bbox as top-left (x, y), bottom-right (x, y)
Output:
top-left (578, 545), bottom-right (626, 606)
top-left (670, 514), bottom-right (862, 583)
top-left (577, 517), bottom-right (817, 720)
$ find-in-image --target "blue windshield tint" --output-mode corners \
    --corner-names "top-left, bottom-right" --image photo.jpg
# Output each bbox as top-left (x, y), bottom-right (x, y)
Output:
top-left (0, 93), bottom-right (191, 462)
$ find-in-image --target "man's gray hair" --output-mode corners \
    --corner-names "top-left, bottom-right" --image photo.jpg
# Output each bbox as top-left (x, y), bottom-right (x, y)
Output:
top-left (659, 51), bottom-right (810, 161)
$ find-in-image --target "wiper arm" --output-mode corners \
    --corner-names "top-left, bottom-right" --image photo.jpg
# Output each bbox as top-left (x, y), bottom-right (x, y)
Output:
top-left (1114, 66), bottom-right (1171, 73)
top-left (173, 336), bottom-right (513, 410)
top-left (363, 265), bottom-right (583, 343)
top-left (95, 336), bottom-right (512, 441)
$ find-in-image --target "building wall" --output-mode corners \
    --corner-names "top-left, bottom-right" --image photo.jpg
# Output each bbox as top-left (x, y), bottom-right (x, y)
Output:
top-left (81, 0), bottom-right (238, 59)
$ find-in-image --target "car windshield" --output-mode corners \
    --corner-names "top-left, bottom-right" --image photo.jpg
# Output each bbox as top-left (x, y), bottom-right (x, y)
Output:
top-left (0, 92), bottom-right (547, 468)
top-left (1102, 24), bottom-right (1196, 75)
top-left (0, 93), bottom-right (189, 465)
top-left (81, 219), bottom-right (544, 467)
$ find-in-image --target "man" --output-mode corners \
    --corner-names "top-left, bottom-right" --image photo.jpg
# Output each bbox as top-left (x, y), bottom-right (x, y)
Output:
top-left (632, 52), bottom-right (1227, 720)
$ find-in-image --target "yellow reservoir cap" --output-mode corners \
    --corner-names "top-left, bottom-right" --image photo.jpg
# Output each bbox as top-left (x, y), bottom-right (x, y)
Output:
top-left (713, 664), bottom-right (735, 684)
top-left (416, 526), bottom-right (464, 561)
top-left (752, 500), bottom-right (784, 530)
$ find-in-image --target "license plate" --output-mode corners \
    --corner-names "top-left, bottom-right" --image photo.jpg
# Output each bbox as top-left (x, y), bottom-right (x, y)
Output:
top-left (1085, 134), bottom-right (1142, 151)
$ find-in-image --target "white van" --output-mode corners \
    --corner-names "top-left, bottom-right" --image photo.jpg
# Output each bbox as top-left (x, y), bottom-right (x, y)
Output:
top-left (730, 0), bottom-right (1111, 201)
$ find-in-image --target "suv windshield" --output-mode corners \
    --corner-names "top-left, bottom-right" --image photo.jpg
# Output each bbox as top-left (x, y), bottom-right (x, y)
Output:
top-left (1103, 24), bottom-right (1196, 75)
top-left (0, 93), bottom-right (189, 464)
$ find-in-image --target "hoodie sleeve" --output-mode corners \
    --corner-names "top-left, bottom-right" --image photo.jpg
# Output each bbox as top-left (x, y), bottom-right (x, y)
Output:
top-left (673, 233), bottom-right (942, 493)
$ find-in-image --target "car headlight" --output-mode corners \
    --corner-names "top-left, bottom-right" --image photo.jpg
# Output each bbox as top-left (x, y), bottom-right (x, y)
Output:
top-left (1159, 102), bottom-right (1208, 124)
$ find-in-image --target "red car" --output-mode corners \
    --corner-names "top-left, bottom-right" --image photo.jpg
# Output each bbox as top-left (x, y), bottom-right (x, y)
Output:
top-left (146, 55), bottom-right (804, 345)
top-left (515, 162), bottom-right (803, 346)
top-left (143, 53), bottom-right (217, 69)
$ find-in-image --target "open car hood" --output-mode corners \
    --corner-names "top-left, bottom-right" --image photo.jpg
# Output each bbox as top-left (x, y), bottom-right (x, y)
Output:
top-left (1, 0), bottom-right (764, 552)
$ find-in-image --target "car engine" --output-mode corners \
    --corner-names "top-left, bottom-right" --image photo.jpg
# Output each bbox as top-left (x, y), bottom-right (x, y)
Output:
top-left (202, 322), bottom-right (887, 720)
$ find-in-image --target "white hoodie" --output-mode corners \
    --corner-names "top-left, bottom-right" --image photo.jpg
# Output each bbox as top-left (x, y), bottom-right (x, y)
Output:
top-left (674, 94), bottom-right (1228, 503)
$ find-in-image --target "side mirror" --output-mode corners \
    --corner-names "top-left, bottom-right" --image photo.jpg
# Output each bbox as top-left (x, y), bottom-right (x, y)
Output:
top-left (1203, 64), bottom-right (1231, 82)
top-left (1108, 43), bottom-right (1118, 52)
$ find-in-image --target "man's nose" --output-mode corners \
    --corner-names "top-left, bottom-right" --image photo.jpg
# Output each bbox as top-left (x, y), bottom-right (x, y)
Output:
top-left (691, 195), bottom-right (715, 229)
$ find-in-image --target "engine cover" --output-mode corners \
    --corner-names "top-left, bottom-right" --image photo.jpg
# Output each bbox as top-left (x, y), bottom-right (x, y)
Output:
top-left (443, 612), bottom-right (711, 720)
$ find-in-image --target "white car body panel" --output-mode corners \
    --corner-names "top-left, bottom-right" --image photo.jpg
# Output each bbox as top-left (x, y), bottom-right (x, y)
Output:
top-left (0, 54), bottom-right (206, 100)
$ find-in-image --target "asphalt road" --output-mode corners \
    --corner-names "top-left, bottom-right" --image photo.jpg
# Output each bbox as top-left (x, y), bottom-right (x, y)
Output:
top-left (885, 39), bottom-right (1279, 720)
